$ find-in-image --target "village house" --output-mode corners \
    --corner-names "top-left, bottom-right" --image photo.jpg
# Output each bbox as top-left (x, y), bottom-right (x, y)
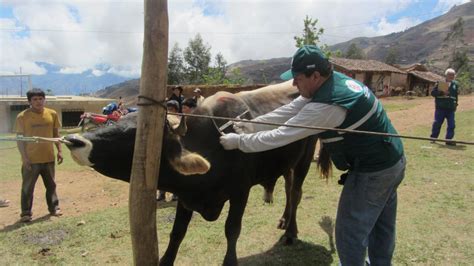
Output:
top-left (330, 58), bottom-right (407, 96)
top-left (397, 64), bottom-right (444, 96)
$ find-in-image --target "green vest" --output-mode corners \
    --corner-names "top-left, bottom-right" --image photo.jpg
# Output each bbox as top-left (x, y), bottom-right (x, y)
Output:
top-left (313, 71), bottom-right (404, 172)
top-left (433, 80), bottom-right (459, 111)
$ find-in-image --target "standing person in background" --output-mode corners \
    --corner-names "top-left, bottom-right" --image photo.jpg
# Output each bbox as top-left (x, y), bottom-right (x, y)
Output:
top-left (182, 98), bottom-right (197, 114)
top-left (220, 45), bottom-right (406, 266)
top-left (430, 68), bottom-right (459, 146)
top-left (169, 87), bottom-right (184, 112)
top-left (193, 88), bottom-right (205, 106)
top-left (16, 88), bottom-right (63, 223)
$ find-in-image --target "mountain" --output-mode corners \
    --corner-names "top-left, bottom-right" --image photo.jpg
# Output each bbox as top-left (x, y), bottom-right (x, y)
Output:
top-left (228, 1), bottom-right (473, 84)
top-left (0, 62), bottom-right (133, 96)
top-left (330, 2), bottom-right (473, 73)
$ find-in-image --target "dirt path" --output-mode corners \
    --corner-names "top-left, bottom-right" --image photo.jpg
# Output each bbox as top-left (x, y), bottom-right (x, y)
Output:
top-left (1, 95), bottom-right (473, 229)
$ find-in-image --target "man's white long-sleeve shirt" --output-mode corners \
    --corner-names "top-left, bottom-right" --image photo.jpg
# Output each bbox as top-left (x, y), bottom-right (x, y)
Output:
top-left (236, 96), bottom-right (347, 153)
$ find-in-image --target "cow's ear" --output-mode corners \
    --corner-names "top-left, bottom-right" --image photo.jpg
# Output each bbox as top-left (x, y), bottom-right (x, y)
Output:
top-left (169, 151), bottom-right (210, 175)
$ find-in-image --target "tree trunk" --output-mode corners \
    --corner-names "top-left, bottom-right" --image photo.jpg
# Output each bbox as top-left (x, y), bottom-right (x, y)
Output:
top-left (129, 0), bottom-right (168, 265)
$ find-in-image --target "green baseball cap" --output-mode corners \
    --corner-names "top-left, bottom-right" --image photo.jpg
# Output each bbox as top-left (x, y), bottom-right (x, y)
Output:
top-left (280, 45), bottom-right (329, 80)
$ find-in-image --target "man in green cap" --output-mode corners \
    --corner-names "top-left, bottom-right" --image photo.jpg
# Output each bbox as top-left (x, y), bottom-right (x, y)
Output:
top-left (220, 45), bottom-right (406, 265)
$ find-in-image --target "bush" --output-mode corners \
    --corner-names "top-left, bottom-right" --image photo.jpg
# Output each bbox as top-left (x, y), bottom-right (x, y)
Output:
top-left (457, 70), bottom-right (473, 95)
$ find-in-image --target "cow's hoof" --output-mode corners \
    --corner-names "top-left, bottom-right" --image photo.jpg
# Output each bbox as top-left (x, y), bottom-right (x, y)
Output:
top-left (277, 218), bottom-right (287, 230)
top-left (280, 235), bottom-right (297, 245)
top-left (262, 192), bottom-right (273, 204)
top-left (223, 255), bottom-right (238, 266)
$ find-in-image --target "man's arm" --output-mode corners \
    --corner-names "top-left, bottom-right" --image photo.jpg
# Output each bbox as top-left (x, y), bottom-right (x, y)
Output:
top-left (17, 135), bottom-right (31, 170)
top-left (53, 128), bottom-right (63, 165)
top-left (236, 96), bottom-right (311, 133)
top-left (221, 102), bottom-right (346, 153)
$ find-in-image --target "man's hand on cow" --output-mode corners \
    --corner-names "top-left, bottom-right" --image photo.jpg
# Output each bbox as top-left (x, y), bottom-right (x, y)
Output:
top-left (220, 133), bottom-right (241, 150)
top-left (233, 120), bottom-right (255, 134)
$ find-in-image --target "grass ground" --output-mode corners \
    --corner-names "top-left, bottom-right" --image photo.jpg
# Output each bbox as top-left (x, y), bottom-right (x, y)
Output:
top-left (0, 98), bottom-right (473, 265)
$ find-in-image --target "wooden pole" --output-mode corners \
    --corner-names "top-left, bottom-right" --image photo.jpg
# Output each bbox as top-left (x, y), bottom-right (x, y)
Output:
top-left (129, 0), bottom-right (168, 264)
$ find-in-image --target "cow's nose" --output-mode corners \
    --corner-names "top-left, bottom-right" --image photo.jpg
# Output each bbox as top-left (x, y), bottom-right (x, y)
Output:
top-left (64, 134), bottom-right (86, 148)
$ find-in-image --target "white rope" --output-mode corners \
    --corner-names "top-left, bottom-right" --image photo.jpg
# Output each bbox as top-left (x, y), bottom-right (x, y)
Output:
top-left (0, 136), bottom-right (71, 144)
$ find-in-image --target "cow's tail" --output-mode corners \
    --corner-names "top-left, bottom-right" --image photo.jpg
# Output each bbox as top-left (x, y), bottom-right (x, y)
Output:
top-left (317, 141), bottom-right (332, 180)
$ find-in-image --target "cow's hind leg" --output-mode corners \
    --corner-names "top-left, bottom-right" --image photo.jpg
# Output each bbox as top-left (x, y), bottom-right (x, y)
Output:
top-left (160, 201), bottom-right (193, 266)
top-left (261, 179), bottom-right (277, 204)
top-left (282, 137), bottom-right (317, 245)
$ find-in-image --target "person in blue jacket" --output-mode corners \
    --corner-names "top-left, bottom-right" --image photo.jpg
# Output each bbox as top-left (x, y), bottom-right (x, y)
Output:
top-left (220, 45), bottom-right (406, 266)
top-left (430, 68), bottom-right (459, 146)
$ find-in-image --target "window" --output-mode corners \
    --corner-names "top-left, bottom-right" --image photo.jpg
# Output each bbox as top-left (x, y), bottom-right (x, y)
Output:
top-left (62, 110), bottom-right (84, 127)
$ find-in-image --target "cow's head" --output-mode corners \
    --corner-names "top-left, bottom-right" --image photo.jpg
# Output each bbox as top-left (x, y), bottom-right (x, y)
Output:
top-left (63, 112), bottom-right (210, 182)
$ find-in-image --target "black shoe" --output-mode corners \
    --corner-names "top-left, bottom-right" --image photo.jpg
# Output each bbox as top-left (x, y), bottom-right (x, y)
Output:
top-left (446, 141), bottom-right (456, 146)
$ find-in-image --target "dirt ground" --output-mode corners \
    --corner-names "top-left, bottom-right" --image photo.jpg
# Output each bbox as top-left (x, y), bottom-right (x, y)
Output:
top-left (1, 95), bottom-right (473, 229)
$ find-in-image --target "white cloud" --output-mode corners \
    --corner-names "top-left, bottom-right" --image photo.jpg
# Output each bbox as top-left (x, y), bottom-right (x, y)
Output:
top-left (434, 0), bottom-right (470, 11)
top-left (373, 17), bottom-right (422, 36)
top-left (0, 0), bottom-right (468, 78)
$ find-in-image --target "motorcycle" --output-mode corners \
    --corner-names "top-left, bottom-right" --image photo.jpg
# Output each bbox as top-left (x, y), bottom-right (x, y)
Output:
top-left (77, 112), bottom-right (121, 132)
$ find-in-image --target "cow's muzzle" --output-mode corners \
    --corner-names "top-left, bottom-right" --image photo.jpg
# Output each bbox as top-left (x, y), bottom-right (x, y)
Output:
top-left (64, 134), bottom-right (87, 148)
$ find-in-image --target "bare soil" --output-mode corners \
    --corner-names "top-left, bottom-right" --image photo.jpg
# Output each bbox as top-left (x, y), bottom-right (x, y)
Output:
top-left (1, 95), bottom-right (473, 229)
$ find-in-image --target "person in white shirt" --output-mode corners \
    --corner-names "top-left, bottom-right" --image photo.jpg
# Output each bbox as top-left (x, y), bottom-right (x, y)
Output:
top-left (220, 45), bottom-right (406, 266)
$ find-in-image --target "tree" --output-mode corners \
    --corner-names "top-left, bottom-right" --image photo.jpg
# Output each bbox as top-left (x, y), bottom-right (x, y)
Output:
top-left (293, 15), bottom-right (340, 58)
top-left (450, 50), bottom-right (469, 73)
top-left (345, 43), bottom-right (365, 59)
top-left (167, 43), bottom-right (185, 85)
top-left (203, 53), bottom-right (227, 85)
top-left (294, 15), bottom-right (325, 48)
top-left (384, 47), bottom-right (399, 65)
top-left (183, 34), bottom-right (211, 84)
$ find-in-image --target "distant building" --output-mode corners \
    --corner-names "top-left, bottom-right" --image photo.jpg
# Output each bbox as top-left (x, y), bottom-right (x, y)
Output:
top-left (330, 58), bottom-right (407, 96)
top-left (0, 95), bottom-right (114, 133)
top-left (397, 64), bottom-right (444, 96)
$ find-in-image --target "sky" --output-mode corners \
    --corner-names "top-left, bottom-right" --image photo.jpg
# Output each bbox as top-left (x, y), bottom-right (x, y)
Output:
top-left (0, 0), bottom-right (470, 78)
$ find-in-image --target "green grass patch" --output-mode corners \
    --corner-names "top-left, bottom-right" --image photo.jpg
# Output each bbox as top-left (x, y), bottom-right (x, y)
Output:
top-left (382, 101), bottom-right (419, 112)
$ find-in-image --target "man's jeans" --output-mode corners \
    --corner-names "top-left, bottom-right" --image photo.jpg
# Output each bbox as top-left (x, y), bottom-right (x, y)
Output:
top-left (430, 108), bottom-right (455, 140)
top-left (21, 162), bottom-right (59, 217)
top-left (336, 156), bottom-right (406, 266)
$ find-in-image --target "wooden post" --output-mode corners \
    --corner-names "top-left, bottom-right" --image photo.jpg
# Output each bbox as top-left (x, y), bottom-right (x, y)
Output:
top-left (129, 0), bottom-right (168, 264)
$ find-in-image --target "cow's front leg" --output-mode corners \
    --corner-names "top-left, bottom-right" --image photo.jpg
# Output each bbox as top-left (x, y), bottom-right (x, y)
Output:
top-left (223, 190), bottom-right (249, 266)
top-left (160, 201), bottom-right (193, 266)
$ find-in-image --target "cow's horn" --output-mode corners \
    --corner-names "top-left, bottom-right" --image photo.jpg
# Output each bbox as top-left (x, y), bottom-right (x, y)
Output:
top-left (174, 116), bottom-right (187, 136)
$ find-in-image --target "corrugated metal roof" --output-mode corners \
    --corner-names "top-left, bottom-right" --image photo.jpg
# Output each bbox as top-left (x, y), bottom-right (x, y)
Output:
top-left (330, 58), bottom-right (406, 74)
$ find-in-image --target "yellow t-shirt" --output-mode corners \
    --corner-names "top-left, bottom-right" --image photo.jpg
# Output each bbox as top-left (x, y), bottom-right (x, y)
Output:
top-left (16, 107), bottom-right (61, 163)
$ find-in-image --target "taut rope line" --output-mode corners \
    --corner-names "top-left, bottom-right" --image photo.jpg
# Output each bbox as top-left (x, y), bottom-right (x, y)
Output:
top-left (0, 136), bottom-right (72, 145)
top-left (170, 112), bottom-right (474, 146)
top-left (3, 112), bottom-right (472, 146)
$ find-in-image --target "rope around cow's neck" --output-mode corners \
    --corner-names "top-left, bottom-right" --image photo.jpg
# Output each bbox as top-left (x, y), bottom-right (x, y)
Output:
top-left (170, 112), bottom-right (474, 146)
